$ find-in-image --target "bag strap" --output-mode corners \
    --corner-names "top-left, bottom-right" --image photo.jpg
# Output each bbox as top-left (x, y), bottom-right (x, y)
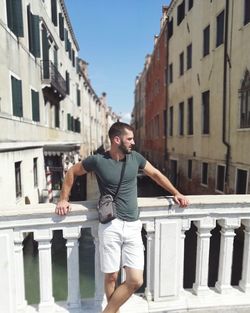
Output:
top-left (113, 156), bottom-right (126, 200)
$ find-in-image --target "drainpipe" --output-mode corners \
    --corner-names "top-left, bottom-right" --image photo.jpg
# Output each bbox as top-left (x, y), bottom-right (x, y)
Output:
top-left (222, 0), bottom-right (231, 192)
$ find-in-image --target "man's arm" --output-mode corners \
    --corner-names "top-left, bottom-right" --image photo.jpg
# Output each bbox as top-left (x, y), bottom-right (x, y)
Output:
top-left (143, 161), bottom-right (189, 208)
top-left (55, 162), bottom-right (87, 215)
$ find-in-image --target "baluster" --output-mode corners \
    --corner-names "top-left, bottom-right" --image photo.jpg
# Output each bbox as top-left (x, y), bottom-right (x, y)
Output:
top-left (180, 219), bottom-right (191, 291)
top-left (34, 229), bottom-right (54, 313)
top-left (144, 220), bottom-right (155, 301)
top-left (91, 224), bottom-right (105, 307)
top-left (63, 226), bottom-right (81, 309)
top-left (215, 218), bottom-right (240, 294)
top-left (239, 219), bottom-right (250, 293)
top-left (14, 231), bottom-right (27, 313)
top-left (193, 217), bottom-right (215, 295)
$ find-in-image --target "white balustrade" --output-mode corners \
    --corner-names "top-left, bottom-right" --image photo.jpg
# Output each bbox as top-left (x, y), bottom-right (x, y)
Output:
top-left (14, 231), bottom-right (27, 313)
top-left (215, 218), bottom-right (241, 294)
top-left (63, 226), bottom-right (81, 309)
top-left (1, 195), bottom-right (250, 312)
top-left (34, 228), bottom-right (54, 313)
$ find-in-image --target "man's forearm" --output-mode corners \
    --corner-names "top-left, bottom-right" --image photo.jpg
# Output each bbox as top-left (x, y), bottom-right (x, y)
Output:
top-left (59, 170), bottom-right (75, 201)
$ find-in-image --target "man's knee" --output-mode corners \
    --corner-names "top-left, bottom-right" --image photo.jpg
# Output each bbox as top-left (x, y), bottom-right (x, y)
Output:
top-left (105, 272), bottom-right (119, 285)
top-left (126, 274), bottom-right (143, 291)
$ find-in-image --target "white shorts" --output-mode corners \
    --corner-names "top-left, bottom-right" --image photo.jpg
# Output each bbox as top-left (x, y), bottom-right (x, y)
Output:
top-left (98, 218), bottom-right (144, 273)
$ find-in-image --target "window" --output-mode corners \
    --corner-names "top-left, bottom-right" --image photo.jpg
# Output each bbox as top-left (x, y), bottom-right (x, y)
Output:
top-left (188, 160), bottom-right (192, 179)
top-left (65, 71), bottom-right (70, 95)
top-left (188, 0), bottom-right (193, 10)
top-left (216, 165), bottom-right (225, 192)
top-left (168, 63), bottom-right (173, 83)
top-left (72, 49), bottom-right (75, 67)
top-left (59, 13), bottom-right (64, 40)
top-left (33, 158), bottom-right (38, 187)
top-left (169, 106), bottom-right (173, 136)
top-left (244, 0), bottom-right (250, 25)
top-left (170, 160), bottom-right (178, 186)
top-left (6, 0), bottom-right (24, 37)
top-left (55, 105), bottom-right (60, 128)
top-left (236, 169), bottom-right (248, 194)
top-left (177, 0), bottom-right (185, 25)
top-left (202, 90), bottom-right (210, 134)
top-left (179, 52), bottom-right (184, 76)
top-left (11, 76), bottom-right (23, 117)
top-left (168, 17), bottom-right (174, 39)
top-left (187, 97), bottom-right (193, 135)
top-left (216, 10), bottom-right (224, 47)
top-left (27, 5), bottom-right (40, 57)
top-left (64, 29), bottom-right (68, 51)
top-left (15, 161), bottom-right (22, 198)
top-left (67, 113), bottom-right (72, 130)
top-left (203, 25), bottom-right (210, 57)
top-left (163, 110), bottom-right (167, 136)
top-left (239, 70), bottom-right (250, 128)
top-left (77, 87), bottom-right (81, 107)
top-left (51, 0), bottom-right (57, 26)
top-left (201, 162), bottom-right (208, 185)
top-left (31, 89), bottom-right (40, 122)
top-left (187, 43), bottom-right (192, 70)
top-left (179, 102), bottom-right (184, 135)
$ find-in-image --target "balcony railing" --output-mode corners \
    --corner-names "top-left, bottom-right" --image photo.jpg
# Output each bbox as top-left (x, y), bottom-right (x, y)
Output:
top-left (1, 195), bottom-right (250, 313)
top-left (40, 60), bottom-right (67, 98)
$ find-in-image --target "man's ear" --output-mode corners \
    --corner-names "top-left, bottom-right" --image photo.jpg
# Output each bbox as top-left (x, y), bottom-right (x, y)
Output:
top-left (113, 136), bottom-right (121, 145)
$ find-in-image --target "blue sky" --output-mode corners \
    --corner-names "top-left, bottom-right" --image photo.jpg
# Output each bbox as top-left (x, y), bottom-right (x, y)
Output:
top-left (65, 0), bottom-right (170, 122)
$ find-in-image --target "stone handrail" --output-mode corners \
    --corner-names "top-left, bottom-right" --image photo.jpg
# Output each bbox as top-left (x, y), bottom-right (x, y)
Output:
top-left (0, 195), bottom-right (250, 313)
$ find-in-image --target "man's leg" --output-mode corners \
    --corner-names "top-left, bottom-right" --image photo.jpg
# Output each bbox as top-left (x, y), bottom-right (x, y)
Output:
top-left (104, 272), bottom-right (119, 313)
top-left (102, 267), bottom-right (143, 313)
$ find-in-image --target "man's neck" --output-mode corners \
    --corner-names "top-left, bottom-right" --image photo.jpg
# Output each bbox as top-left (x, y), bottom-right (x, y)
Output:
top-left (108, 148), bottom-right (125, 161)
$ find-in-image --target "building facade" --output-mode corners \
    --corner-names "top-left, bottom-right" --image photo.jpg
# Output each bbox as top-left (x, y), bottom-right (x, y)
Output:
top-left (133, 0), bottom-right (250, 195)
top-left (0, 0), bottom-right (117, 206)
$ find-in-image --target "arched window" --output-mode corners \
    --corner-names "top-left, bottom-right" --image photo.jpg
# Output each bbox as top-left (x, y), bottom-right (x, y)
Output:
top-left (239, 70), bottom-right (250, 128)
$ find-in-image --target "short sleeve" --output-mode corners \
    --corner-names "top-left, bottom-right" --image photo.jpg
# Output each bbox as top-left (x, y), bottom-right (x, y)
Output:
top-left (133, 151), bottom-right (147, 169)
top-left (82, 155), bottom-right (97, 172)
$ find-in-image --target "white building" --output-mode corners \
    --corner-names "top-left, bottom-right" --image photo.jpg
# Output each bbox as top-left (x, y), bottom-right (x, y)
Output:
top-left (0, 0), bottom-right (117, 206)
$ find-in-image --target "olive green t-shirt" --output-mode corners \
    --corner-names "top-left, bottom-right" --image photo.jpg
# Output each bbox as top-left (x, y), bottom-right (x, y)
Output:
top-left (82, 151), bottom-right (146, 221)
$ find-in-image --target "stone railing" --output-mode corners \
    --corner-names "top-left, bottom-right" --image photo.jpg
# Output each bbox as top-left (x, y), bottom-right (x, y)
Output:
top-left (0, 195), bottom-right (250, 313)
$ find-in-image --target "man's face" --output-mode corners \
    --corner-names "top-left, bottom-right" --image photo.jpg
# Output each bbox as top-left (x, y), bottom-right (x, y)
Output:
top-left (118, 129), bottom-right (135, 154)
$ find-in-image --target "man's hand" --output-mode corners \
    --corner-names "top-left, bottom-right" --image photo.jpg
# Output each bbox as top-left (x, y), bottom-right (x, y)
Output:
top-left (173, 193), bottom-right (189, 208)
top-left (55, 200), bottom-right (71, 215)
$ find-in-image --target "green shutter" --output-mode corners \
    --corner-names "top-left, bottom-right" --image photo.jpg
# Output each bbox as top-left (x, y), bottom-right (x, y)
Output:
top-left (77, 89), bottom-right (80, 106)
top-left (51, 0), bottom-right (57, 26)
top-left (64, 29), bottom-right (68, 51)
top-left (32, 90), bottom-right (40, 122)
top-left (6, 0), bottom-right (24, 37)
top-left (72, 49), bottom-right (75, 67)
top-left (27, 5), bottom-right (40, 57)
top-left (59, 13), bottom-right (64, 40)
top-left (67, 113), bottom-right (71, 130)
top-left (67, 40), bottom-right (72, 59)
top-left (11, 76), bottom-right (23, 117)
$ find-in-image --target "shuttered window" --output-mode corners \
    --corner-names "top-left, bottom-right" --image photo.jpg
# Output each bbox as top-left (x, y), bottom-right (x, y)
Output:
top-left (27, 5), bottom-right (40, 57)
top-left (55, 104), bottom-right (60, 128)
top-left (64, 29), bottom-right (68, 51)
top-left (59, 13), bottom-right (64, 40)
top-left (31, 89), bottom-right (40, 122)
top-left (6, 0), bottom-right (24, 37)
top-left (77, 87), bottom-right (81, 106)
top-left (51, 0), bottom-right (57, 26)
top-left (67, 113), bottom-right (71, 130)
top-left (11, 76), bottom-right (23, 117)
top-left (66, 71), bottom-right (70, 94)
top-left (72, 49), bottom-right (75, 67)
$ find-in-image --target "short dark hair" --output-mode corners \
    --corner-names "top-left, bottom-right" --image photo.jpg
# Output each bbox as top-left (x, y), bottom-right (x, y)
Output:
top-left (108, 122), bottom-right (134, 140)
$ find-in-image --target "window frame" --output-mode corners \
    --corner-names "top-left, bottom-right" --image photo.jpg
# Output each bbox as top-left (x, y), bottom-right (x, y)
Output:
top-left (216, 10), bottom-right (225, 48)
top-left (202, 90), bottom-right (210, 134)
top-left (201, 162), bottom-right (208, 186)
top-left (15, 161), bottom-right (22, 198)
top-left (216, 164), bottom-right (226, 193)
top-left (203, 24), bottom-right (210, 57)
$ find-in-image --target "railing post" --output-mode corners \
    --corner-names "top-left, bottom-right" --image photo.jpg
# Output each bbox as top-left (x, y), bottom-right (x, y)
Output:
top-left (63, 226), bottom-right (81, 310)
top-left (14, 231), bottom-right (27, 313)
top-left (91, 224), bottom-right (105, 310)
top-left (34, 229), bottom-right (54, 313)
top-left (154, 218), bottom-right (182, 301)
top-left (215, 218), bottom-right (240, 294)
top-left (180, 219), bottom-right (191, 291)
top-left (239, 219), bottom-right (250, 293)
top-left (144, 220), bottom-right (155, 301)
top-left (193, 217), bottom-right (215, 295)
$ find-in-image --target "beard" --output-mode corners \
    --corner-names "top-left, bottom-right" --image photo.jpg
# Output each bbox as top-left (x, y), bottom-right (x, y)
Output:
top-left (118, 140), bottom-right (132, 154)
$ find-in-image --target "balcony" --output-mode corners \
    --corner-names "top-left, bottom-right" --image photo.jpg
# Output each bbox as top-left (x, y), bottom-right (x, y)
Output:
top-left (1, 195), bottom-right (250, 313)
top-left (40, 60), bottom-right (67, 100)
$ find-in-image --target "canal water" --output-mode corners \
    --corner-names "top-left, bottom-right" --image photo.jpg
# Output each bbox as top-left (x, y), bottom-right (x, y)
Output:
top-left (23, 175), bottom-right (165, 304)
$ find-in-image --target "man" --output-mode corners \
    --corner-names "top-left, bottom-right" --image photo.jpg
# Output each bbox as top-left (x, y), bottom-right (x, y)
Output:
top-left (56, 122), bottom-right (189, 313)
